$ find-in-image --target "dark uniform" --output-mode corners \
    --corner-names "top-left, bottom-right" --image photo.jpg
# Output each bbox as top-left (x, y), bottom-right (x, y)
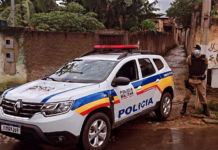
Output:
top-left (180, 45), bottom-right (210, 116)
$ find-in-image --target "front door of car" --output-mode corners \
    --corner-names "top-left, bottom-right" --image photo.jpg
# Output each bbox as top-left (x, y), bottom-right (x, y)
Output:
top-left (111, 60), bottom-right (140, 122)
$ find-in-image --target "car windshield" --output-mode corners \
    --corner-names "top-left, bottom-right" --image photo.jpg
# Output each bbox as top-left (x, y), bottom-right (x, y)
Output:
top-left (47, 59), bottom-right (117, 83)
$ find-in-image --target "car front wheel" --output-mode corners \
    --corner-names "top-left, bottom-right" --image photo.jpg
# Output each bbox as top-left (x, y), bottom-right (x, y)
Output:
top-left (155, 92), bottom-right (172, 120)
top-left (81, 112), bottom-right (111, 150)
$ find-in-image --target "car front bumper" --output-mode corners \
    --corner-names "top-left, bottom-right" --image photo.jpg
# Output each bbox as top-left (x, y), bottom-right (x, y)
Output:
top-left (0, 107), bottom-right (85, 146)
top-left (0, 119), bottom-right (80, 146)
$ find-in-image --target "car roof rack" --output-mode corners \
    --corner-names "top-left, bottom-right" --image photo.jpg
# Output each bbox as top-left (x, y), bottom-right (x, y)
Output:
top-left (80, 45), bottom-right (156, 60)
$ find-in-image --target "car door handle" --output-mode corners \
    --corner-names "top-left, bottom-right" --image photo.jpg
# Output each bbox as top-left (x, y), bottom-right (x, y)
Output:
top-left (137, 86), bottom-right (142, 91)
top-left (156, 79), bottom-right (160, 84)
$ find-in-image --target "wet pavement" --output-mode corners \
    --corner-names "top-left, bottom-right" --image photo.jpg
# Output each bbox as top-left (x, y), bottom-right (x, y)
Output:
top-left (1, 127), bottom-right (218, 150)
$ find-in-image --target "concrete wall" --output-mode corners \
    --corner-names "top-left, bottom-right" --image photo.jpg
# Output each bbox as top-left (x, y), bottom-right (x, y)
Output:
top-left (0, 28), bottom-right (27, 92)
top-left (0, 28), bottom-right (177, 92)
top-left (129, 31), bottom-right (177, 56)
top-left (195, 24), bottom-right (218, 69)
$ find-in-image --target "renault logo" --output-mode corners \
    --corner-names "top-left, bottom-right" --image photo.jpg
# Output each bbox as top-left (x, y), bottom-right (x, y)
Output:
top-left (14, 99), bottom-right (23, 115)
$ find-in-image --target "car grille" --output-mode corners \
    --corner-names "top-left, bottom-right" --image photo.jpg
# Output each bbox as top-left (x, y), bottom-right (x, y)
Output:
top-left (1, 99), bottom-right (43, 118)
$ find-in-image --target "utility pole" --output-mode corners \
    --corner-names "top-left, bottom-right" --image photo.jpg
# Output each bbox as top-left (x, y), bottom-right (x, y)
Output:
top-left (195, 0), bottom-right (211, 109)
top-left (11, 0), bottom-right (15, 27)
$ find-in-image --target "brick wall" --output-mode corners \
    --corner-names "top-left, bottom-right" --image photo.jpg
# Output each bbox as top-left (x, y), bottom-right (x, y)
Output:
top-left (23, 31), bottom-right (95, 81)
top-left (129, 31), bottom-right (177, 55)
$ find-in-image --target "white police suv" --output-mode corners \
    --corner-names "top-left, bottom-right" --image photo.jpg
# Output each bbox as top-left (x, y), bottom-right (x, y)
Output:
top-left (0, 45), bottom-right (174, 150)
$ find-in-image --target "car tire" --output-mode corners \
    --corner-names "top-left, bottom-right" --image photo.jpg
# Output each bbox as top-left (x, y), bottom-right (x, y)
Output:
top-left (81, 112), bottom-right (111, 150)
top-left (155, 92), bottom-right (172, 120)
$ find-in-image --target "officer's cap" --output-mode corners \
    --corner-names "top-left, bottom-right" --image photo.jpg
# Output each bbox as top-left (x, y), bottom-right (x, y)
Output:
top-left (193, 45), bottom-right (201, 50)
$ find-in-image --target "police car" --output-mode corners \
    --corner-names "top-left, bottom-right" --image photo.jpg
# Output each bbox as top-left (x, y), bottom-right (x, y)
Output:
top-left (0, 45), bottom-right (174, 150)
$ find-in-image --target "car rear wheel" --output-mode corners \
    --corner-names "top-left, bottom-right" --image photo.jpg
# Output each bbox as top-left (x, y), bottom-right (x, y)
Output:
top-left (155, 92), bottom-right (172, 120)
top-left (81, 112), bottom-right (111, 150)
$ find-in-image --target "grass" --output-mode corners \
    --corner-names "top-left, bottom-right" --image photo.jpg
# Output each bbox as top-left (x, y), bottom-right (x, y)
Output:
top-left (213, 111), bottom-right (218, 118)
top-left (0, 77), bottom-right (26, 93)
top-left (208, 101), bottom-right (218, 111)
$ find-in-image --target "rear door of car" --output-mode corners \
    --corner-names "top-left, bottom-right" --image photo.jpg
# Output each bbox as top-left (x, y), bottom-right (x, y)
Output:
top-left (132, 57), bottom-right (162, 110)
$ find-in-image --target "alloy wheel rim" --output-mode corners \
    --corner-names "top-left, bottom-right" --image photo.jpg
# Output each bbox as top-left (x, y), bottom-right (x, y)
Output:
top-left (163, 97), bottom-right (171, 115)
top-left (88, 119), bottom-right (107, 147)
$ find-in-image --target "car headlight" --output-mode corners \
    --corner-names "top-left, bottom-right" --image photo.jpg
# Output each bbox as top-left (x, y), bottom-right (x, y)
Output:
top-left (41, 101), bottom-right (74, 117)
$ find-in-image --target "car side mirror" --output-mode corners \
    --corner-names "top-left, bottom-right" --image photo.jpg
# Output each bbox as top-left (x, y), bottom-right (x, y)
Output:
top-left (112, 77), bottom-right (130, 87)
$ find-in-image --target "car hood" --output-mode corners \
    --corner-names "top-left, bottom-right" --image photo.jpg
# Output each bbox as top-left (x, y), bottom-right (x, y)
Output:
top-left (3, 80), bottom-right (99, 103)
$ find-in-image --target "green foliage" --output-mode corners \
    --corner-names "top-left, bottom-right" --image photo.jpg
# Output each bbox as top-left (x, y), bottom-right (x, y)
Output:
top-left (65, 2), bottom-right (85, 13)
top-left (166, 0), bottom-right (202, 29)
top-left (29, 10), bottom-right (105, 32)
top-left (123, 15), bottom-right (138, 31)
top-left (34, 0), bottom-right (47, 12)
top-left (0, 0), bottom-right (35, 27)
top-left (0, 0), bottom-right (59, 12)
top-left (141, 20), bottom-right (155, 30)
top-left (82, 0), bottom-right (97, 12)
top-left (166, 0), bottom-right (218, 29)
top-left (81, 0), bottom-right (160, 30)
top-left (32, 0), bottom-right (60, 12)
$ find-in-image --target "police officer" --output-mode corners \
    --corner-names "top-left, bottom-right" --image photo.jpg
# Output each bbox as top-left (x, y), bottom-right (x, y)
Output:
top-left (180, 45), bottom-right (210, 116)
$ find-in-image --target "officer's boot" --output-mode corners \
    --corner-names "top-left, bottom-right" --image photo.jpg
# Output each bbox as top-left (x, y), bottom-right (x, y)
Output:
top-left (203, 104), bottom-right (210, 116)
top-left (180, 102), bottom-right (187, 115)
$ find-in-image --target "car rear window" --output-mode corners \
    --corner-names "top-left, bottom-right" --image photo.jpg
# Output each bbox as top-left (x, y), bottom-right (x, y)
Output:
top-left (138, 58), bottom-right (156, 78)
top-left (153, 59), bottom-right (164, 70)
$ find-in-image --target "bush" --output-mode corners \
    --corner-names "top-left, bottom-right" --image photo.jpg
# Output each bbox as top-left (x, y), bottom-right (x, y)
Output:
top-left (29, 11), bottom-right (105, 32)
top-left (141, 20), bottom-right (156, 30)
top-left (64, 2), bottom-right (85, 13)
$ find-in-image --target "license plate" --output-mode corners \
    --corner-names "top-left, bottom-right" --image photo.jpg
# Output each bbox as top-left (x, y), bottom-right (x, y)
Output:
top-left (1, 123), bottom-right (21, 134)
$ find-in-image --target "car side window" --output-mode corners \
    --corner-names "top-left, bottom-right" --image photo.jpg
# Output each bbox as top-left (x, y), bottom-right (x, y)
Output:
top-left (116, 60), bottom-right (138, 81)
top-left (138, 58), bottom-right (156, 78)
top-left (153, 59), bottom-right (164, 70)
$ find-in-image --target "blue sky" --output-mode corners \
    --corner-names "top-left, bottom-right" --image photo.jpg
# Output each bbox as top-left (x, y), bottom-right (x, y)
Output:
top-left (149, 0), bottom-right (174, 14)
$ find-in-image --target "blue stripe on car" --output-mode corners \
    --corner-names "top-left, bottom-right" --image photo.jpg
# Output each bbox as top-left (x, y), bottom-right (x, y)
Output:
top-left (2, 85), bottom-right (21, 98)
top-left (71, 91), bottom-right (111, 110)
top-left (132, 74), bottom-right (160, 88)
top-left (41, 84), bottom-right (96, 103)
top-left (131, 71), bottom-right (173, 88)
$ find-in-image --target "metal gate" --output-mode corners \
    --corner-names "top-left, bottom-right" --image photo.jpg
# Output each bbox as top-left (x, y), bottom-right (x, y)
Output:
top-left (99, 35), bottom-right (124, 45)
